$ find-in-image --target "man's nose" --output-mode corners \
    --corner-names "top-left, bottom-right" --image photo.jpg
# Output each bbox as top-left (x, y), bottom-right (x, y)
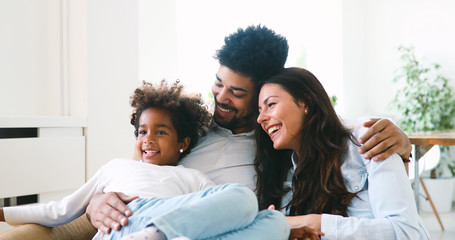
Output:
top-left (216, 88), bottom-right (231, 104)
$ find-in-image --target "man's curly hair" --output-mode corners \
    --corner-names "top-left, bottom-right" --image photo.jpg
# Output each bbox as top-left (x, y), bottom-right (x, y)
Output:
top-left (214, 24), bottom-right (289, 84)
top-left (130, 80), bottom-right (212, 159)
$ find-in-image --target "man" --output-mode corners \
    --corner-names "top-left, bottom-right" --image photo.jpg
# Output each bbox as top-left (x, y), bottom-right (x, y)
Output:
top-left (86, 25), bottom-right (412, 234)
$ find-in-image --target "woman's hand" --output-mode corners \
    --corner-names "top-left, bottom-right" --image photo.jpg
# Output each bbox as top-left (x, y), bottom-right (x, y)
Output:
top-left (289, 226), bottom-right (323, 240)
top-left (268, 205), bottom-right (324, 239)
top-left (86, 192), bottom-right (138, 234)
top-left (358, 118), bottom-right (412, 161)
top-left (286, 215), bottom-right (324, 240)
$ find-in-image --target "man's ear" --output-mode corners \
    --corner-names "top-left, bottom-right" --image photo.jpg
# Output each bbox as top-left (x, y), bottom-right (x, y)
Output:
top-left (179, 137), bottom-right (191, 152)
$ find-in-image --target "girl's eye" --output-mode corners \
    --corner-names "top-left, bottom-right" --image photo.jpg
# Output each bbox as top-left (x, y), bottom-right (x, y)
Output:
top-left (268, 102), bottom-right (276, 108)
top-left (156, 130), bottom-right (167, 135)
top-left (139, 130), bottom-right (147, 135)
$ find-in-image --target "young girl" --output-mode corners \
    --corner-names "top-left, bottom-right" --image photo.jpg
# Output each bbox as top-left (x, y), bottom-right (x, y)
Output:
top-left (1, 80), bottom-right (289, 240)
top-left (255, 67), bottom-right (429, 240)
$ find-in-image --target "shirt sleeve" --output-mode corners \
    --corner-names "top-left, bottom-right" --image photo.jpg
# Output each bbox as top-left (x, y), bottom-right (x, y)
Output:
top-left (321, 154), bottom-right (429, 240)
top-left (198, 171), bottom-right (217, 191)
top-left (4, 165), bottom-right (105, 227)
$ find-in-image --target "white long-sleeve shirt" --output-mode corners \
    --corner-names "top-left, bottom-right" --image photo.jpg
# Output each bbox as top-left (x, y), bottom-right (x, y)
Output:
top-left (4, 158), bottom-right (215, 227)
top-left (180, 124), bottom-right (257, 190)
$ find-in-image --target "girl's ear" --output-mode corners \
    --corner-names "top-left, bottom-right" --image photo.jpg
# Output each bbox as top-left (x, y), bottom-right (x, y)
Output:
top-left (179, 137), bottom-right (191, 152)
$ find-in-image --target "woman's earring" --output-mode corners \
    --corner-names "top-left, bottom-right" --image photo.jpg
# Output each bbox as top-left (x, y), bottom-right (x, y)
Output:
top-left (305, 109), bottom-right (308, 114)
top-left (179, 149), bottom-right (184, 153)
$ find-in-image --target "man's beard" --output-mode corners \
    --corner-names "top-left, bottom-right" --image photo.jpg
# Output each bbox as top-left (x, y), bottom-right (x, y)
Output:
top-left (213, 103), bottom-right (256, 132)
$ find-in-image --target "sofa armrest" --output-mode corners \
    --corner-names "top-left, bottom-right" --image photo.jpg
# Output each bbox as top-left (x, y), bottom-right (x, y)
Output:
top-left (0, 213), bottom-right (97, 240)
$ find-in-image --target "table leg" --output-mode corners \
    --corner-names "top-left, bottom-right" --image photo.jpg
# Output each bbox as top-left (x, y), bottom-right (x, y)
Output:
top-left (414, 145), bottom-right (421, 213)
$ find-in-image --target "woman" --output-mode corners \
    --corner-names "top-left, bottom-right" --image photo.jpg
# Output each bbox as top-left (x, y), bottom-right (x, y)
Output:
top-left (255, 67), bottom-right (429, 239)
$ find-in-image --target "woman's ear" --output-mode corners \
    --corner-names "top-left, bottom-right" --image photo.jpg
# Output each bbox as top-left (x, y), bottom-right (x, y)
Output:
top-left (179, 137), bottom-right (191, 152)
top-left (298, 100), bottom-right (308, 113)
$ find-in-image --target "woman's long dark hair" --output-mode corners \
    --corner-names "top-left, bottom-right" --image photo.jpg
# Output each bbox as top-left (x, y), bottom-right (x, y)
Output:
top-left (254, 67), bottom-right (357, 216)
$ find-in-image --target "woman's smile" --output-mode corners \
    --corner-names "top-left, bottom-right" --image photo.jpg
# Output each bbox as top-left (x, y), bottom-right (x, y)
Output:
top-left (257, 83), bottom-right (307, 151)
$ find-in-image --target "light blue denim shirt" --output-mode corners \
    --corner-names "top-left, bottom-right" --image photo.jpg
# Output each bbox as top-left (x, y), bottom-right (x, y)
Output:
top-left (286, 126), bottom-right (429, 240)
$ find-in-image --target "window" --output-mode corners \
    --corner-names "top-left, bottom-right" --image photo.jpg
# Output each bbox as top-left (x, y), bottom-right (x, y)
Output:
top-left (139, 0), bottom-right (343, 108)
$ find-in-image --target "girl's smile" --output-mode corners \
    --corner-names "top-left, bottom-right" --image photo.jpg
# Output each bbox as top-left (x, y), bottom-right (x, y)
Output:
top-left (135, 108), bottom-right (189, 165)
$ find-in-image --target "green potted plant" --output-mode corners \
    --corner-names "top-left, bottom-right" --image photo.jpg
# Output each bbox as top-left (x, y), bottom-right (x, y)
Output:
top-left (391, 45), bottom-right (455, 212)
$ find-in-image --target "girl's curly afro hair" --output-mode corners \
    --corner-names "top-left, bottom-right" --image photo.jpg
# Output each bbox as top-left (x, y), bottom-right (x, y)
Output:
top-left (130, 80), bottom-right (212, 158)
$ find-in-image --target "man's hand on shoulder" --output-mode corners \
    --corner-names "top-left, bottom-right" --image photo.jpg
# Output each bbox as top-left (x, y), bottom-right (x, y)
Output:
top-left (358, 118), bottom-right (412, 161)
top-left (86, 192), bottom-right (138, 234)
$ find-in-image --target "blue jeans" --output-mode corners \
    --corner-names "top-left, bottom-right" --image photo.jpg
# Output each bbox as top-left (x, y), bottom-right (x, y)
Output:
top-left (102, 184), bottom-right (289, 240)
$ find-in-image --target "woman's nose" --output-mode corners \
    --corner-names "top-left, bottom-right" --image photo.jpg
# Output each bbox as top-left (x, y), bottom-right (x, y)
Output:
top-left (257, 111), bottom-right (267, 124)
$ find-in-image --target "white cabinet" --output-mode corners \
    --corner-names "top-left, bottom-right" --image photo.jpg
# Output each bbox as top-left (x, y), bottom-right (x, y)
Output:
top-left (0, 117), bottom-right (86, 199)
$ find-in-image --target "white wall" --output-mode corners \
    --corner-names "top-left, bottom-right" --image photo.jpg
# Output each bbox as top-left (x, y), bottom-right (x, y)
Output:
top-left (68, 0), bottom-right (88, 116)
top-left (3, 0), bottom-right (454, 180)
top-left (0, 0), bottom-right (87, 117)
top-left (342, 0), bottom-right (455, 120)
top-left (139, 0), bottom-right (344, 104)
top-left (0, 0), bottom-right (140, 179)
top-left (86, 0), bottom-right (139, 177)
top-left (342, 0), bottom-right (368, 117)
top-left (139, 0), bottom-right (455, 121)
top-left (0, 0), bottom-right (62, 116)
top-left (138, 0), bottom-right (178, 83)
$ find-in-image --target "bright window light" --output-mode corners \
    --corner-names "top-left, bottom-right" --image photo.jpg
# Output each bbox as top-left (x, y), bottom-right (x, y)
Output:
top-left (140, 0), bottom-right (343, 107)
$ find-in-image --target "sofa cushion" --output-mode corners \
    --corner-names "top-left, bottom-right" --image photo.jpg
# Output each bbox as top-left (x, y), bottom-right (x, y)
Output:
top-left (0, 213), bottom-right (97, 240)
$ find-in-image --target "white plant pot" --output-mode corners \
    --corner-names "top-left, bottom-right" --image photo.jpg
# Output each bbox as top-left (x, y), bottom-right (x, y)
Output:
top-left (453, 181), bottom-right (455, 203)
top-left (420, 177), bottom-right (455, 213)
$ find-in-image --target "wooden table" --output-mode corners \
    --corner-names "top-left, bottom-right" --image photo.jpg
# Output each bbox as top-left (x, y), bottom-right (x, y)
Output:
top-left (408, 130), bottom-right (455, 146)
top-left (408, 130), bottom-right (455, 204)
top-left (408, 130), bottom-right (455, 230)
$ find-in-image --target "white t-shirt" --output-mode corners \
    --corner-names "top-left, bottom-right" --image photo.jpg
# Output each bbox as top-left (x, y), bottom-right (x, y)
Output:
top-left (4, 158), bottom-right (215, 227)
top-left (179, 124), bottom-right (257, 190)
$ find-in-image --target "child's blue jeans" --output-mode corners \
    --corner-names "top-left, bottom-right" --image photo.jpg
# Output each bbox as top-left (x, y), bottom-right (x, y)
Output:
top-left (101, 184), bottom-right (289, 240)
